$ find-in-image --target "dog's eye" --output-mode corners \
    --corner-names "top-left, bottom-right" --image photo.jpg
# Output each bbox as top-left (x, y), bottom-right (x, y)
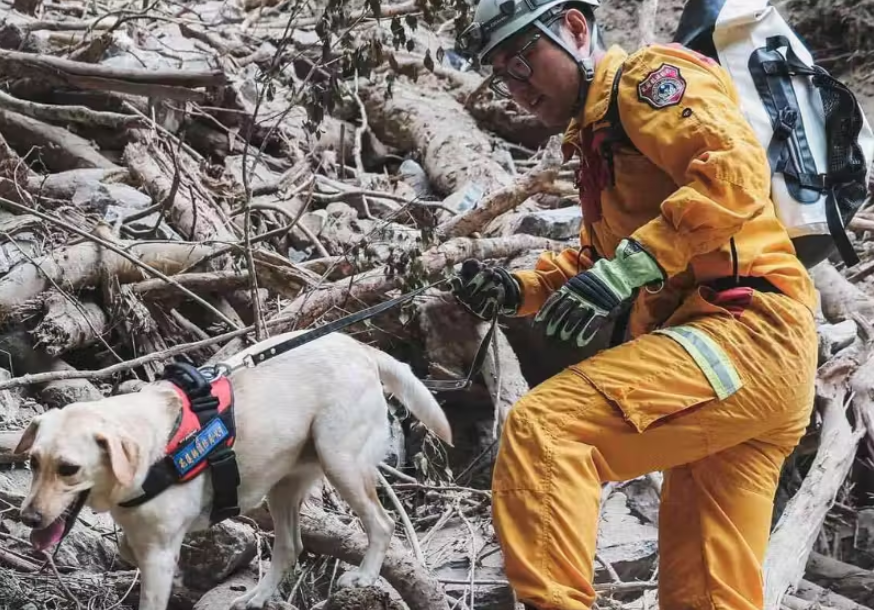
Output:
top-left (29, 456), bottom-right (39, 471)
top-left (57, 463), bottom-right (80, 477)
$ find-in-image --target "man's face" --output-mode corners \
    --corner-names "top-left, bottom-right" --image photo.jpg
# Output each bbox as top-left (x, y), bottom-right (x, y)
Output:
top-left (488, 13), bottom-right (589, 128)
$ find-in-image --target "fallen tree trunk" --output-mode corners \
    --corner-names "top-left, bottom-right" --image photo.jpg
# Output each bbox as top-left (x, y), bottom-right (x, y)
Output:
top-left (362, 77), bottom-right (512, 198)
top-left (0, 108), bottom-right (118, 172)
top-left (436, 136), bottom-right (563, 240)
top-left (301, 505), bottom-right (448, 610)
top-left (0, 240), bottom-right (216, 319)
top-left (0, 48), bottom-right (225, 101)
top-left (124, 138), bottom-right (237, 242)
top-left (806, 552), bottom-right (874, 607)
top-left (811, 261), bottom-right (874, 323)
top-left (29, 291), bottom-right (109, 356)
top-left (795, 579), bottom-right (873, 610)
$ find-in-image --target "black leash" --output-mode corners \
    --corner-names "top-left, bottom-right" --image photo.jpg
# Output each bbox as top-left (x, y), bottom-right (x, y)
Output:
top-left (223, 279), bottom-right (497, 392)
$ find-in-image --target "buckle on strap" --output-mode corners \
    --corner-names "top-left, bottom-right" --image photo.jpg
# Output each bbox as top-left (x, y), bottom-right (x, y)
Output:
top-left (773, 108), bottom-right (797, 140)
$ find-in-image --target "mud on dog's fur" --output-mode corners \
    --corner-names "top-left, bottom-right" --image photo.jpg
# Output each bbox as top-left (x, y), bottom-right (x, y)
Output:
top-left (13, 331), bottom-right (453, 610)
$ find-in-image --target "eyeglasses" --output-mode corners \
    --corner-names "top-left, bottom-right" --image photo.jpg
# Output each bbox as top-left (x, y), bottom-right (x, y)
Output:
top-left (488, 31), bottom-right (542, 98)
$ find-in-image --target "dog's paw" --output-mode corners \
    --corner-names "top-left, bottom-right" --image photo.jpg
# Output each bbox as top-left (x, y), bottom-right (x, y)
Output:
top-left (336, 569), bottom-right (378, 590)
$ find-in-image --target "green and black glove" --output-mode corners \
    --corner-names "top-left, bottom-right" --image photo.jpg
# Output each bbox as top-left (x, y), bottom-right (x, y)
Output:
top-left (534, 239), bottom-right (665, 347)
top-left (449, 259), bottom-right (521, 321)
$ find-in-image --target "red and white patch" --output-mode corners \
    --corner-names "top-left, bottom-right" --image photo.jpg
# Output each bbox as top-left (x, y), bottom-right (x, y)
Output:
top-left (638, 63), bottom-right (686, 109)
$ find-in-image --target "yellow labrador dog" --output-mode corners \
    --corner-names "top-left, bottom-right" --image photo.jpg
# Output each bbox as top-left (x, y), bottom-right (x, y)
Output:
top-left (13, 331), bottom-right (453, 610)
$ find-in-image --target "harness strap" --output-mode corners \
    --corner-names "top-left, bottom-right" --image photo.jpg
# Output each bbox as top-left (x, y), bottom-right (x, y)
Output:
top-left (119, 364), bottom-right (240, 524)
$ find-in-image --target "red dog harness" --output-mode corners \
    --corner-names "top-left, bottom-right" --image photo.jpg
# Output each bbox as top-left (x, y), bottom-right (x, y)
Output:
top-left (119, 362), bottom-right (241, 524)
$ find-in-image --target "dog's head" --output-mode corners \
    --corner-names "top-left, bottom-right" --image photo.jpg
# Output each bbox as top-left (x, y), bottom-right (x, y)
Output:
top-left (13, 403), bottom-right (141, 552)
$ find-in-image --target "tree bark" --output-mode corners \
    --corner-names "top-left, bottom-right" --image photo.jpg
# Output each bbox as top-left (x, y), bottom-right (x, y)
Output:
top-left (301, 505), bottom-right (448, 610)
top-left (0, 241), bottom-right (216, 319)
top-left (806, 552), bottom-right (874, 607)
top-left (0, 108), bottom-right (118, 172)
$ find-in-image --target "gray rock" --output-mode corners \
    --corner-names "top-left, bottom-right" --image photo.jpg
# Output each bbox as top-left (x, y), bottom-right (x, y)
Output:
top-left (596, 491), bottom-right (658, 582)
top-left (621, 477), bottom-right (661, 527)
top-left (512, 206), bottom-right (583, 240)
top-left (179, 520), bottom-right (258, 591)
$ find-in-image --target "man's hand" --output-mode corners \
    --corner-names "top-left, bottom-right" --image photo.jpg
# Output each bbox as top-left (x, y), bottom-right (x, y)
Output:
top-left (534, 239), bottom-right (665, 347)
top-left (449, 259), bottom-right (522, 321)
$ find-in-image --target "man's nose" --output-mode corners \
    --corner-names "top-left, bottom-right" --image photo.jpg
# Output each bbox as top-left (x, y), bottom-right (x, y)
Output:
top-left (20, 506), bottom-right (43, 528)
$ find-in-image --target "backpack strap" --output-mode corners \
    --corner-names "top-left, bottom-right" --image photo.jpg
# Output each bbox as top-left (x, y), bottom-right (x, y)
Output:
top-left (599, 64), bottom-right (635, 186)
top-left (753, 34), bottom-right (866, 267)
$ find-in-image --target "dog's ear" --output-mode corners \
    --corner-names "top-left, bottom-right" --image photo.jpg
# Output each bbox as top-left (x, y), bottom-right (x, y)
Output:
top-left (95, 432), bottom-right (140, 487)
top-left (13, 416), bottom-right (41, 455)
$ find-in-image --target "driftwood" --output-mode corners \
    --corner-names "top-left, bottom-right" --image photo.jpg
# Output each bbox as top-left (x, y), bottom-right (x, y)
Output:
top-left (0, 48), bottom-right (225, 101)
top-left (806, 553), bottom-right (874, 607)
top-left (301, 506), bottom-right (449, 610)
top-left (0, 109), bottom-right (119, 172)
top-left (0, 240), bottom-right (217, 317)
top-left (0, 1), bottom-right (869, 610)
top-left (28, 291), bottom-right (110, 356)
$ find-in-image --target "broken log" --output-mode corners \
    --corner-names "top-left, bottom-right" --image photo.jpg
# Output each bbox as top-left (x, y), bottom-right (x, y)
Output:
top-left (301, 505), bottom-right (448, 610)
top-left (436, 136), bottom-right (564, 240)
top-left (0, 48), bottom-right (225, 101)
top-left (362, 77), bottom-right (513, 198)
top-left (29, 291), bottom-right (109, 356)
top-left (124, 138), bottom-right (237, 242)
top-left (795, 579), bottom-right (873, 610)
top-left (806, 552), bottom-right (874, 607)
top-left (0, 109), bottom-right (118, 172)
top-left (0, 240), bottom-right (216, 319)
top-left (811, 262), bottom-right (874, 323)
top-left (0, 89), bottom-right (141, 129)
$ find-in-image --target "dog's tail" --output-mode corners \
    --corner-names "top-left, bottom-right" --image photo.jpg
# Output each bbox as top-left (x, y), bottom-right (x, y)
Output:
top-left (369, 348), bottom-right (453, 446)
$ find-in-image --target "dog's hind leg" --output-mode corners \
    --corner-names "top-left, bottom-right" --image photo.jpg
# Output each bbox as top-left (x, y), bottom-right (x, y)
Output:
top-left (323, 457), bottom-right (395, 589)
top-left (230, 466), bottom-right (321, 610)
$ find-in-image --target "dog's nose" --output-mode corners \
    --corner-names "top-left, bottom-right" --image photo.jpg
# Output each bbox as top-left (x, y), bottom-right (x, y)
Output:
top-left (20, 507), bottom-right (42, 528)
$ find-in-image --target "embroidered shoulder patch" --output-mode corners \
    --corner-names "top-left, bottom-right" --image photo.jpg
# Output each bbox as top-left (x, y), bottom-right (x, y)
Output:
top-left (638, 63), bottom-right (686, 109)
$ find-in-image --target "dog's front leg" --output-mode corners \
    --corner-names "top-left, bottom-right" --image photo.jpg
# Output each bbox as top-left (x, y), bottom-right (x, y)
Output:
top-left (135, 534), bottom-right (185, 610)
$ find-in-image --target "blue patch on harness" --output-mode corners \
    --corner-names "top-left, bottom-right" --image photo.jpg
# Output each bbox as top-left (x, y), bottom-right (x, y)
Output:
top-left (173, 418), bottom-right (229, 476)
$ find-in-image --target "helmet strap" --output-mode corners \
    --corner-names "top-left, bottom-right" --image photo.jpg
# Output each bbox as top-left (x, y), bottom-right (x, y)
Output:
top-left (534, 19), bottom-right (598, 114)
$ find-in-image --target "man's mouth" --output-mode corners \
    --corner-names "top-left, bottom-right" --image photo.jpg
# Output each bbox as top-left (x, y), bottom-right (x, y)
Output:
top-left (28, 491), bottom-right (89, 552)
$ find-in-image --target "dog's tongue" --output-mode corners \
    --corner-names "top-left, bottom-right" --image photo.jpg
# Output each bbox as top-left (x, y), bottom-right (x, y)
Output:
top-left (30, 519), bottom-right (65, 552)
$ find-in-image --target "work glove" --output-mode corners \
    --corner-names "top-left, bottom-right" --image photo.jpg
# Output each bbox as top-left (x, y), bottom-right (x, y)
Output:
top-left (449, 259), bottom-right (522, 321)
top-left (534, 239), bottom-right (665, 347)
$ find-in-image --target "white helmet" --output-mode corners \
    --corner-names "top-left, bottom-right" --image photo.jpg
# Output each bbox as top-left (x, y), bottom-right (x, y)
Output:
top-left (455, 0), bottom-right (601, 112)
top-left (456, 0), bottom-right (600, 65)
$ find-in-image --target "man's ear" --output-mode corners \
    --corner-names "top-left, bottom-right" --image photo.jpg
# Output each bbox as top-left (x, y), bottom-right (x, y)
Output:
top-left (95, 432), bottom-right (140, 487)
top-left (14, 415), bottom-right (42, 455)
top-left (563, 8), bottom-right (590, 51)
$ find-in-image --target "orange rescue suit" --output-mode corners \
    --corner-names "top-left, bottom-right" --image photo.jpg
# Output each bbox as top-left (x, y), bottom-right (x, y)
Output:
top-left (491, 43), bottom-right (819, 610)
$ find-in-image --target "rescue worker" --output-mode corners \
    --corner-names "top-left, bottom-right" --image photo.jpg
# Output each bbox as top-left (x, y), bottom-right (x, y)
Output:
top-left (449, 1), bottom-right (819, 609)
